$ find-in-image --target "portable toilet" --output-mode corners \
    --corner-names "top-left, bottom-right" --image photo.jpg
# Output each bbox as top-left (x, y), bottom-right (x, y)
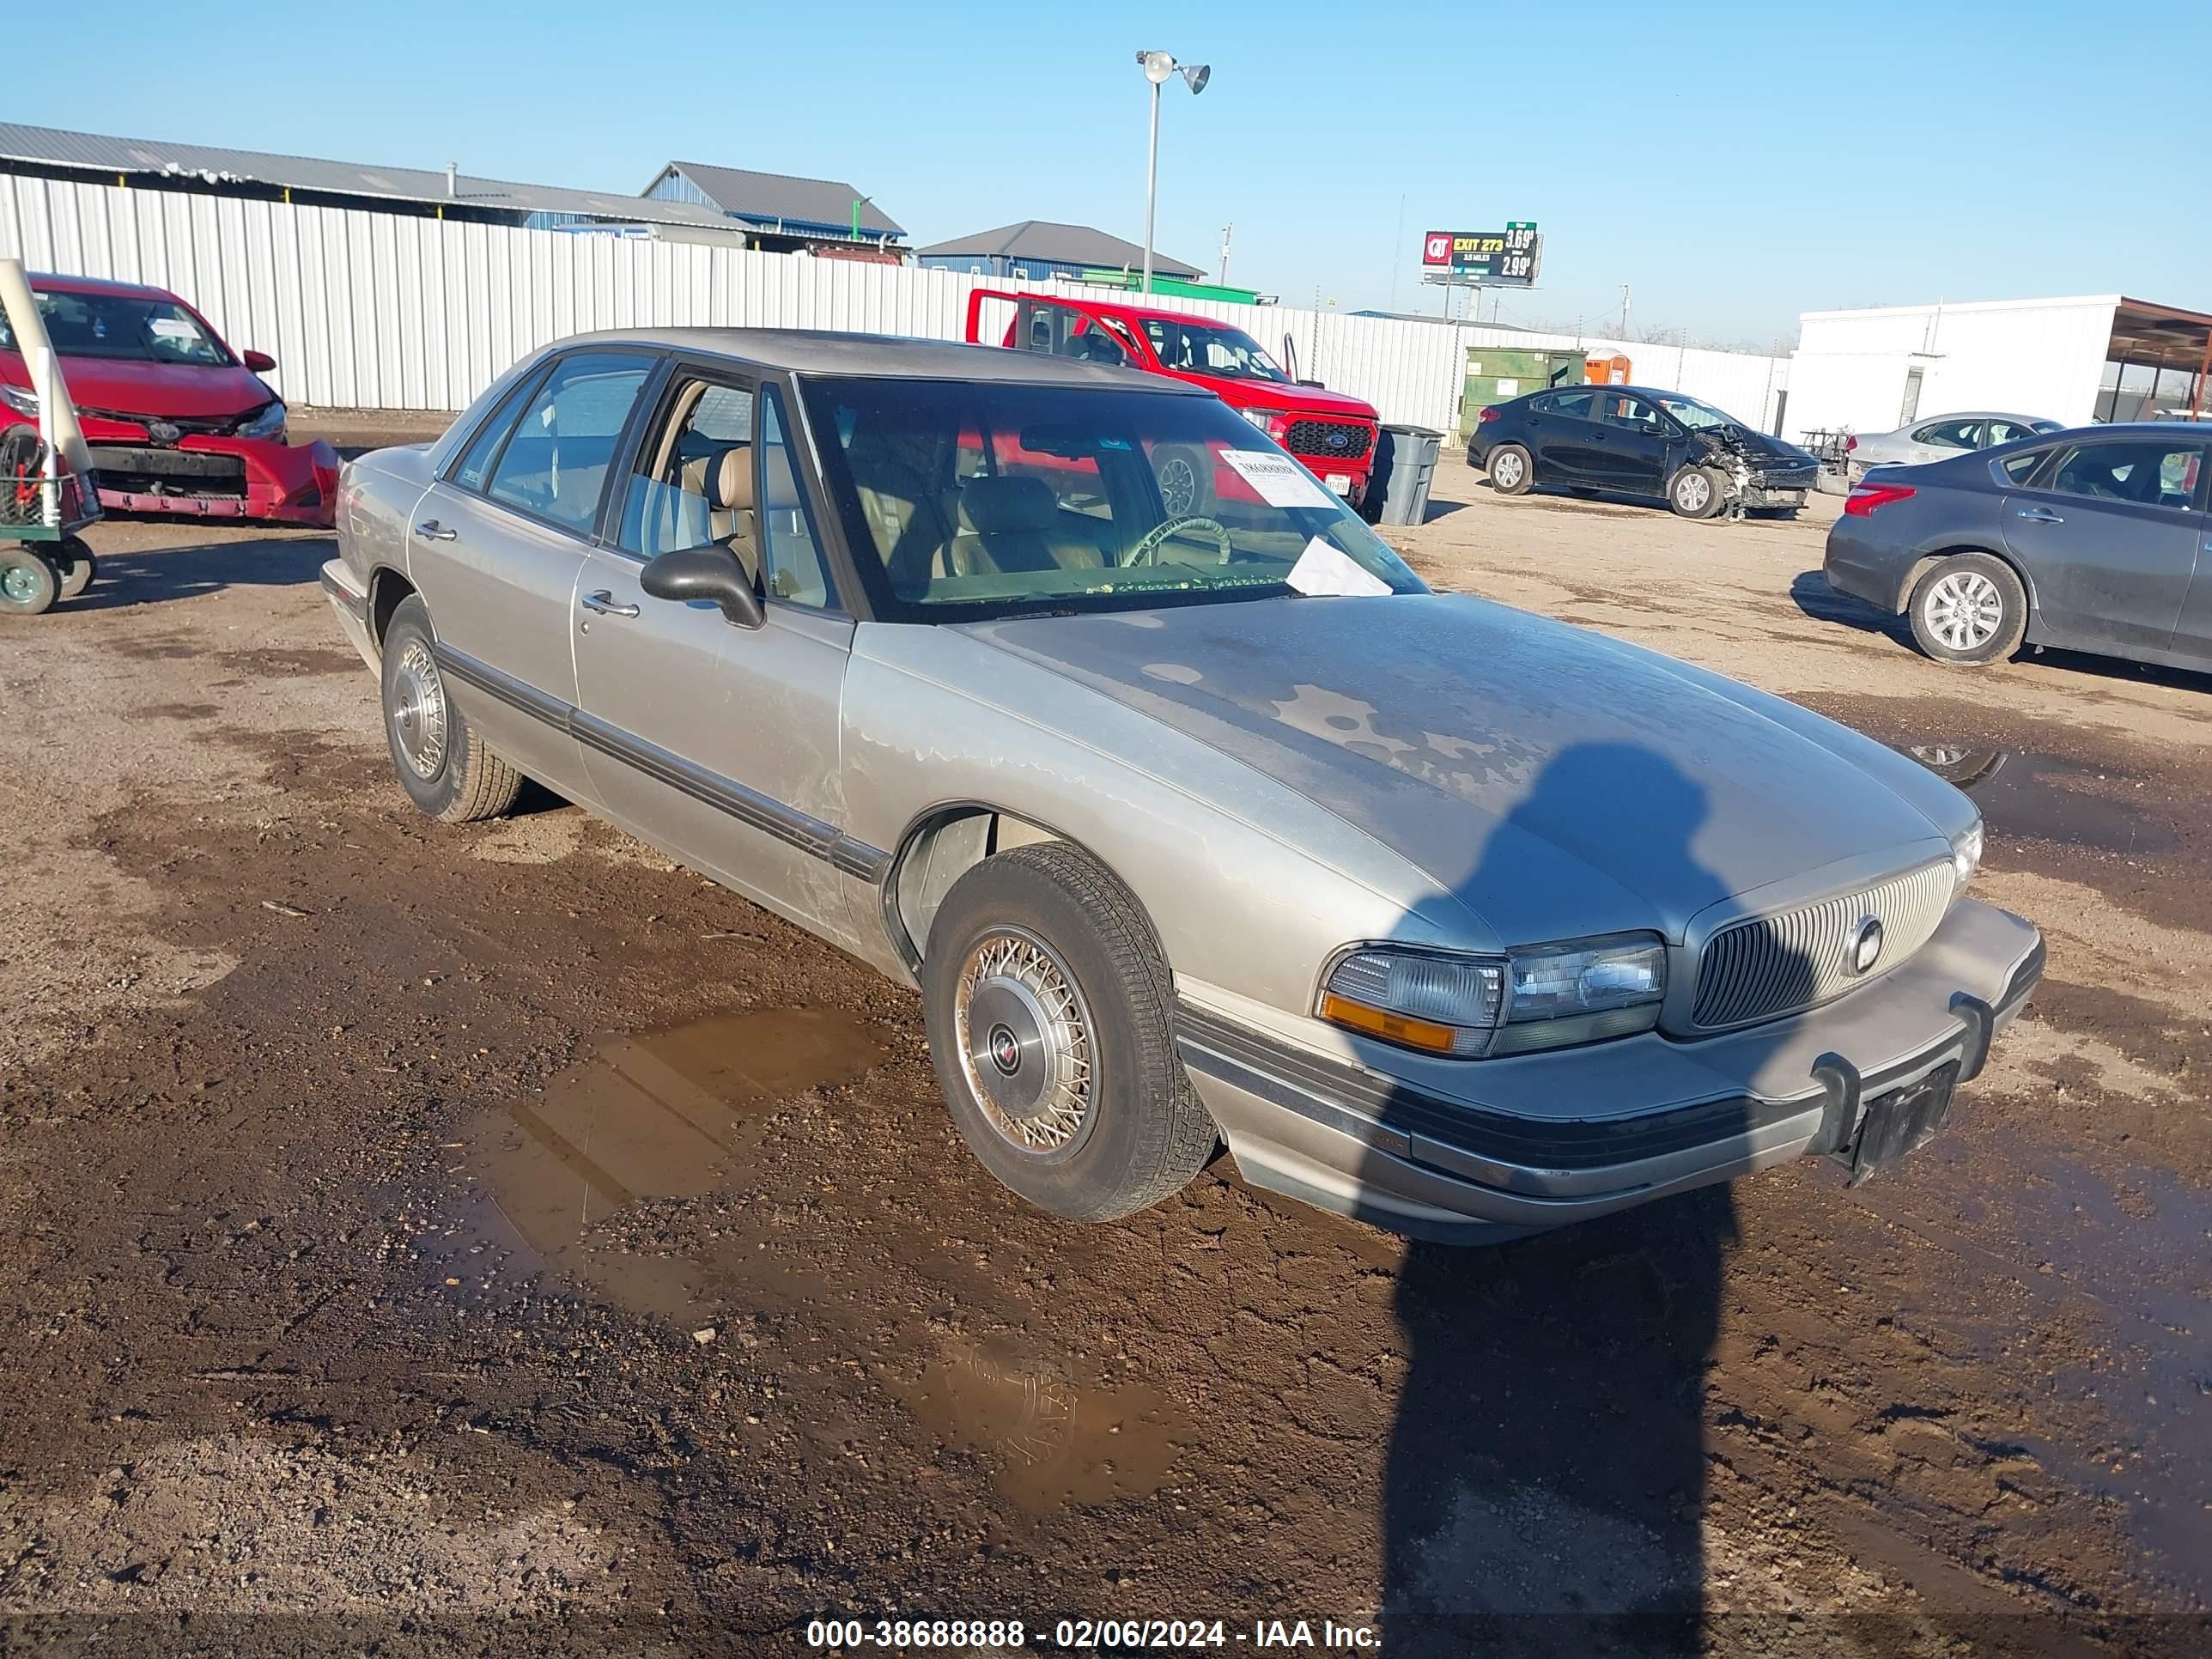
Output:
top-left (1586, 353), bottom-right (1632, 386)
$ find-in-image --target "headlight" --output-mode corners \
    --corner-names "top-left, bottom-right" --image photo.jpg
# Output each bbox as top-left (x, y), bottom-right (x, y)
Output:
top-left (1242, 407), bottom-right (1285, 434)
top-left (236, 400), bottom-right (288, 441)
top-left (0, 383), bottom-right (38, 419)
top-left (1951, 818), bottom-right (1983, 889)
top-left (1320, 933), bottom-right (1668, 1059)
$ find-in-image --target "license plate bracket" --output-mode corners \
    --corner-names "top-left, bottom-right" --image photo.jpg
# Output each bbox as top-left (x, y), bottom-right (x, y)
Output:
top-left (1846, 1061), bottom-right (1958, 1186)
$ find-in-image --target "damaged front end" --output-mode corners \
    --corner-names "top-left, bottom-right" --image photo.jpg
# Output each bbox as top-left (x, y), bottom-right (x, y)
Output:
top-left (80, 404), bottom-right (337, 528)
top-left (1692, 427), bottom-right (1814, 520)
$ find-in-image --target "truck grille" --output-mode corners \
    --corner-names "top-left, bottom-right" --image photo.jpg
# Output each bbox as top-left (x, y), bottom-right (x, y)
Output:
top-left (1690, 860), bottom-right (1955, 1030)
top-left (1282, 420), bottom-right (1373, 462)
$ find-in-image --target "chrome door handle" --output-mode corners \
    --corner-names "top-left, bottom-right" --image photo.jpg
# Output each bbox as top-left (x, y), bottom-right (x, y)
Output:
top-left (2015, 507), bottom-right (2063, 524)
top-left (580, 589), bottom-right (640, 618)
top-left (414, 520), bottom-right (457, 541)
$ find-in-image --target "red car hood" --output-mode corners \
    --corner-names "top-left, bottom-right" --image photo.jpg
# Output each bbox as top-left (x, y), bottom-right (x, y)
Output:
top-left (0, 349), bottom-right (271, 421)
top-left (1164, 370), bottom-right (1377, 423)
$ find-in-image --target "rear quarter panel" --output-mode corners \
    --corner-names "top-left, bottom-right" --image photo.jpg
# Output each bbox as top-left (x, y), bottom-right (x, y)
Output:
top-left (336, 445), bottom-right (437, 616)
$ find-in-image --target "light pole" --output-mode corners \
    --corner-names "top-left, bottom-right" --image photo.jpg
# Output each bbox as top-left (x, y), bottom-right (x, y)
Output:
top-left (1137, 50), bottom-right (1210, 294)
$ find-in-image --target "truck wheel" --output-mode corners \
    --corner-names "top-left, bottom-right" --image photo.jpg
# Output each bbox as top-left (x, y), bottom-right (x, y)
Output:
top-left (922, 842), bottom-right (1219, 1223)
top-left (1486, 444), bottom-right (1534, 495)
top-left (0, 547), bottom-right (60, 617)
top-left (1152, 445), bottom-right (1213, 519)
top-left (1668, 467), bottom-right (1727, 519)
top-left (380, 595), bottom-right (526, 822)
top-left (1907, 553), bottom-right (2027, 666)
top-left (55, 536), bottom-right (96, 600)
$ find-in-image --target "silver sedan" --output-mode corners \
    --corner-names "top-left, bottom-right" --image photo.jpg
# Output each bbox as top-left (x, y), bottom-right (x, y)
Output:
top-left (1849, 411), bottom-right (2063, 479)
top-left (322, 328), bottom-right (2043, 1243)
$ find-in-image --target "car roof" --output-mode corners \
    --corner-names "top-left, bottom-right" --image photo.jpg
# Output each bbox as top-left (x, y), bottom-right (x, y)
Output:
top-left (558, 326), bottom-right (1209, 391)
top-left (28, 270), bottom-right (183, 302)
top-left (1895, 410), bottom-right (2051, 424)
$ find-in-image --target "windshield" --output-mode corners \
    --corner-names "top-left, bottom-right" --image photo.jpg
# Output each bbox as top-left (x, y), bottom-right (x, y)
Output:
top-left (803, 378), bottom-right (1424, 623)
top-left (1652, 394), bottom-right (1741, 432)
top-left (1139, 318), bottom-right (1287, 383)
top-left (0, 289), bottom-right (230, 366)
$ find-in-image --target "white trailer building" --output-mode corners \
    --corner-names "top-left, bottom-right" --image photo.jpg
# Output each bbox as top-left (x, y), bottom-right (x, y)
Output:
top-left (1784, 295), bottom-right (2212, 442)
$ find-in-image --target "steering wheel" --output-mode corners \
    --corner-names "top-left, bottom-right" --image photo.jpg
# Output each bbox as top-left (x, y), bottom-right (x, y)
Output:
top-left (1125, 514), bottom-right (1232, 568)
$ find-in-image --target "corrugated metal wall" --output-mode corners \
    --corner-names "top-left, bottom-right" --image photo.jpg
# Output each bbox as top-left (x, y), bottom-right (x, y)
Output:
top-left (3, 173), bottom-right (1787, 430)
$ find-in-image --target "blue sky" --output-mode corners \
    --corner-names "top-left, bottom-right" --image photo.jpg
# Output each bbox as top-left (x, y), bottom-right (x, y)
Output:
top-left (19, 0), bottom-right (2209, 346)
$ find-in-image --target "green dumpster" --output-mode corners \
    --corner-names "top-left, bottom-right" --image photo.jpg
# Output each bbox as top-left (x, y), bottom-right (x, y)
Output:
top-left (1457, 347), bottom-right (1587, 443)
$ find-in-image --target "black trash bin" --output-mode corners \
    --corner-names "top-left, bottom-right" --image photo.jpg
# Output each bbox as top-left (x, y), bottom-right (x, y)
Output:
top-left (1371, 425), bottom-right (1443, 526)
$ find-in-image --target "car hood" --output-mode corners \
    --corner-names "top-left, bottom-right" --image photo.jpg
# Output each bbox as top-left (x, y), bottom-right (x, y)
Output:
top-left (1170, 371), bottom-right (1377, 423)
top-left (961, 594), bottom-right (1950, 946)
top-left (0, 349), bottom-right (271, 421)
top-left (1692, 425), bottom-right (1814, 471)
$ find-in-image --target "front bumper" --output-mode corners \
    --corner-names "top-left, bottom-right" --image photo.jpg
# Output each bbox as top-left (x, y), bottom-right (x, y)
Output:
top-left (1176, 897), bottom-right (2043, 1244)
top-left (1743, 482), bottom-right (1808, 508)
top-left (90, 435), bottom-right (338, 527)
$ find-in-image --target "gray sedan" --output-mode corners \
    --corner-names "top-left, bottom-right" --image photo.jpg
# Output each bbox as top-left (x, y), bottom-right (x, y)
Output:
top-left (322, 328), bottom-right (2042, 1243)
top-left (1824, 423), bottom-right (2212, 672)
top-left (1847, 411), bottom-right (2063, 479)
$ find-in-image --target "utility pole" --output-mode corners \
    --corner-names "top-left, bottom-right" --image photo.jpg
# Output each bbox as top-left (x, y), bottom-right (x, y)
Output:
top-left (1388, 192), bottom-right (1406, 313)
top-left (1619, 285), bottom-right (1631, 340)
top-left (1142, 79), bottom-right (1162, 293)
top-left (1218, 223), bottom-right (1232, 288)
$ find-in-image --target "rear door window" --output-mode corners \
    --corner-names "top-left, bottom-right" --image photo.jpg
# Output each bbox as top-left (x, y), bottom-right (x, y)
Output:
top-left (483, 351), bottom-right (654, 534)
top-left (2044, 441), bottom-right (2207, 510)
top-left (451, 373), bottom-right (546, 492)
top-left (1912, 419), bottom-right (1981, 450)
top-left (1536, 390), bottom-right (1595, 418)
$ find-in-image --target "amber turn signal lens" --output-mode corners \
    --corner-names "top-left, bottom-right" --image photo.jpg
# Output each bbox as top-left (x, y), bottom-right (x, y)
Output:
top-left (1318, 992), bottom-right (1462, 1055)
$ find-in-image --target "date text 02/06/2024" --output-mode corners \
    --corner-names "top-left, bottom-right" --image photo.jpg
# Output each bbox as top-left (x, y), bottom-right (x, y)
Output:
top-left (803, 1617), bottom-right (1381, 1649)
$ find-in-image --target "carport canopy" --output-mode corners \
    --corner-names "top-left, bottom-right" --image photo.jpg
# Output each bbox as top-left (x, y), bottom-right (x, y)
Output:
top-left (2100, 297), bottom-right (2212, 421)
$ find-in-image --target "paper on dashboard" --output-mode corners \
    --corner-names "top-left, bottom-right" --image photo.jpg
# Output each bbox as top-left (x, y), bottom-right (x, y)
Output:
top-left (1218, 447), bottom-right (1342, 511)
top-left (1285, 538), bottom-right (1394, 597)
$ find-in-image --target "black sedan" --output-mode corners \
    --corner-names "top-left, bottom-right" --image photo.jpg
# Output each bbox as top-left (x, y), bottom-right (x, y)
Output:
top-left (1822, 424), bottom-right (2211, 672)
top-left (1468, 385), bottom-right (1817, 519)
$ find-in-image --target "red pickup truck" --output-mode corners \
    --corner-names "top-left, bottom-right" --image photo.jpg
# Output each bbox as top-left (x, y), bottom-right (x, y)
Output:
top-left (964, 289), bottom-right (1383, 517)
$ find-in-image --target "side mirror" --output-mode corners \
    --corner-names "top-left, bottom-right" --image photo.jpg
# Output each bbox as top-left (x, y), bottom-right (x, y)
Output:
top-left (641, 545), bottom-right (764, 629)
top-left (241, 349), bottom-right (278, 373)
top-left (1295, 378), bottom-right (1325, 389)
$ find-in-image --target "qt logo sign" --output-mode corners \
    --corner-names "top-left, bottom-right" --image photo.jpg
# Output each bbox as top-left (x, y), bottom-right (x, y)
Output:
top-left (1423, 232), bottom-right (1453, 265)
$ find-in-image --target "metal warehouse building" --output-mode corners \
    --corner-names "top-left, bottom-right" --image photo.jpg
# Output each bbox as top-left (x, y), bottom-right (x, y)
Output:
top-left (1785, 294), bottom-right (2212, 440)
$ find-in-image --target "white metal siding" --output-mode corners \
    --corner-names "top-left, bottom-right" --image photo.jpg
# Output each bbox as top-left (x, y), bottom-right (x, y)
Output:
top-left (2, 172), bottom-right (1789, 431)
top-left (1786, 296), bottom-right (2119, 440)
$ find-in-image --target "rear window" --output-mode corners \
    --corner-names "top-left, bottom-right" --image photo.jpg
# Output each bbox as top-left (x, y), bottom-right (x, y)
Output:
top-left (1998, 448), bottom-right (2050, 483)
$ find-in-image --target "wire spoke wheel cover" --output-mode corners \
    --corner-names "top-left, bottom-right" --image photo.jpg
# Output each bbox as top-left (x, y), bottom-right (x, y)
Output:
top-left (387, 636), bottom-right (449, 781)
top-left (1924, 570), bottom-right (2002, 651)
top-left (955, 928), bottom-right (1095, 1158)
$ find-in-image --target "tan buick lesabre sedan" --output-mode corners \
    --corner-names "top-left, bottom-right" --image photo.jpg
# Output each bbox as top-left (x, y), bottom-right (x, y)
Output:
top-left (321, 329), bottom-right (2044, 1243)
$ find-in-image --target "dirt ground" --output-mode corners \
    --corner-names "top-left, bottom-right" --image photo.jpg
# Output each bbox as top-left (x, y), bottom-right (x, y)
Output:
top-left (0, 421), bottom-right (2205, 1657)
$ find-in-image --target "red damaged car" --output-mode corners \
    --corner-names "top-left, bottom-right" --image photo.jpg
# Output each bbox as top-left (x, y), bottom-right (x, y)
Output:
top-left (0, 273), bottom-right (337, 527)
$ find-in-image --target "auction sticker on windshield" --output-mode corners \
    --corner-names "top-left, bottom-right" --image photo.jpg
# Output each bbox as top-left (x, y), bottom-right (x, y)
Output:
top-left (1218, 448), bottom-right (1340, 511)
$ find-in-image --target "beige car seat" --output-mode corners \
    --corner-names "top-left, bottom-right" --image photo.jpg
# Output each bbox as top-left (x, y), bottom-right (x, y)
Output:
top-left (680, 443), bottom-right (760, 586)
top-left (948, 476), bottom-right (1102, 577)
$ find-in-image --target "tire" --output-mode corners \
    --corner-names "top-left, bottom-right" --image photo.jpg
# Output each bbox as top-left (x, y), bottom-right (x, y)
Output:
top-left (1668, 466), bottom-right (1726, 519)
top-left (379, 595), bottom-right (526, 822)
top-left (55, 535), bottom-right (95, 600)
top-left (0, 546), bottom-right (60, 617)
top-left (921, 842), bottom-right (1218, 1223)
top-left (1486, 443), bottom-right (1533, 495)
top-left (1152, 444), bottom-right (1214, 519)
top-left (1907, 552), bottom-right (2027, 667)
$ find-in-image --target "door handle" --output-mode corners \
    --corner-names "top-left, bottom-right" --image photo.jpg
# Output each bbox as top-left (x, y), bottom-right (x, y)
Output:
top-left (2015, 507), bottom-right (2063, 525)
top-left (580, 589), bottom-right (641, 618)
top-left (414, 520), bottom-right (457, 541)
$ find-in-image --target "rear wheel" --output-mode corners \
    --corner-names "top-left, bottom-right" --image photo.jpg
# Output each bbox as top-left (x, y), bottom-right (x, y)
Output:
top-left (1907, 552), bottom-right (2027, 666)
top-left (0, 546), bottom-right (60, 617)
top-left (380, 595), bottom-right (525, 821)
top-left (1486, 443), bottom-right (1533, 495)
top-left (54, 536), bottom-right (96, 600)
top-left (1152, 444), bottom-right (1213, 519)
top-left (921, 842), bottom-right (1218, 1223)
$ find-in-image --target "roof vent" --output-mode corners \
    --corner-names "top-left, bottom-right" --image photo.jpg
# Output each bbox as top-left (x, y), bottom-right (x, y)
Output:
top-left (445, 161), bottom-right (458, 198)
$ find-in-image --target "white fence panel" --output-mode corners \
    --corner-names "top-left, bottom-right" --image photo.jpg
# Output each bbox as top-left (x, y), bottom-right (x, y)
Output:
top-left (1, 173), bottom-right (1788, 432)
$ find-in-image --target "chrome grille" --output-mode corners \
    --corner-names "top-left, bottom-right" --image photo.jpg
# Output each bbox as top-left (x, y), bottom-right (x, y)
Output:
top-left (1690, 860), bottom-right (1955, 1030)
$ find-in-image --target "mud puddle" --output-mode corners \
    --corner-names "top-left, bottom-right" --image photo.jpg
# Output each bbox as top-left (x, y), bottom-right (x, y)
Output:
top-left (454, 1006), bottom-right (884, 1320)
top-left (906, 1341), bottom-right (1188, 1514)
top-left (1894, 744), bottom-right (2175, 858)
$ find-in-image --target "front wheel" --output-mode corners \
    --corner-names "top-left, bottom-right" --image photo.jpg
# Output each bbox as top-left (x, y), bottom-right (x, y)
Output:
top-left (921, 842), bottom-right (1218, 1223)
top-left (380, 595), bottom-right (526, 821)
top-left (1668, 466), bottom-right (1726, 519)
top-left (1486, 443), bottom-right (1533, 495)
top-left (1907, 552), bottom-right (2027, 666)
top-left (0, 546), bottom-right (60, 617)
